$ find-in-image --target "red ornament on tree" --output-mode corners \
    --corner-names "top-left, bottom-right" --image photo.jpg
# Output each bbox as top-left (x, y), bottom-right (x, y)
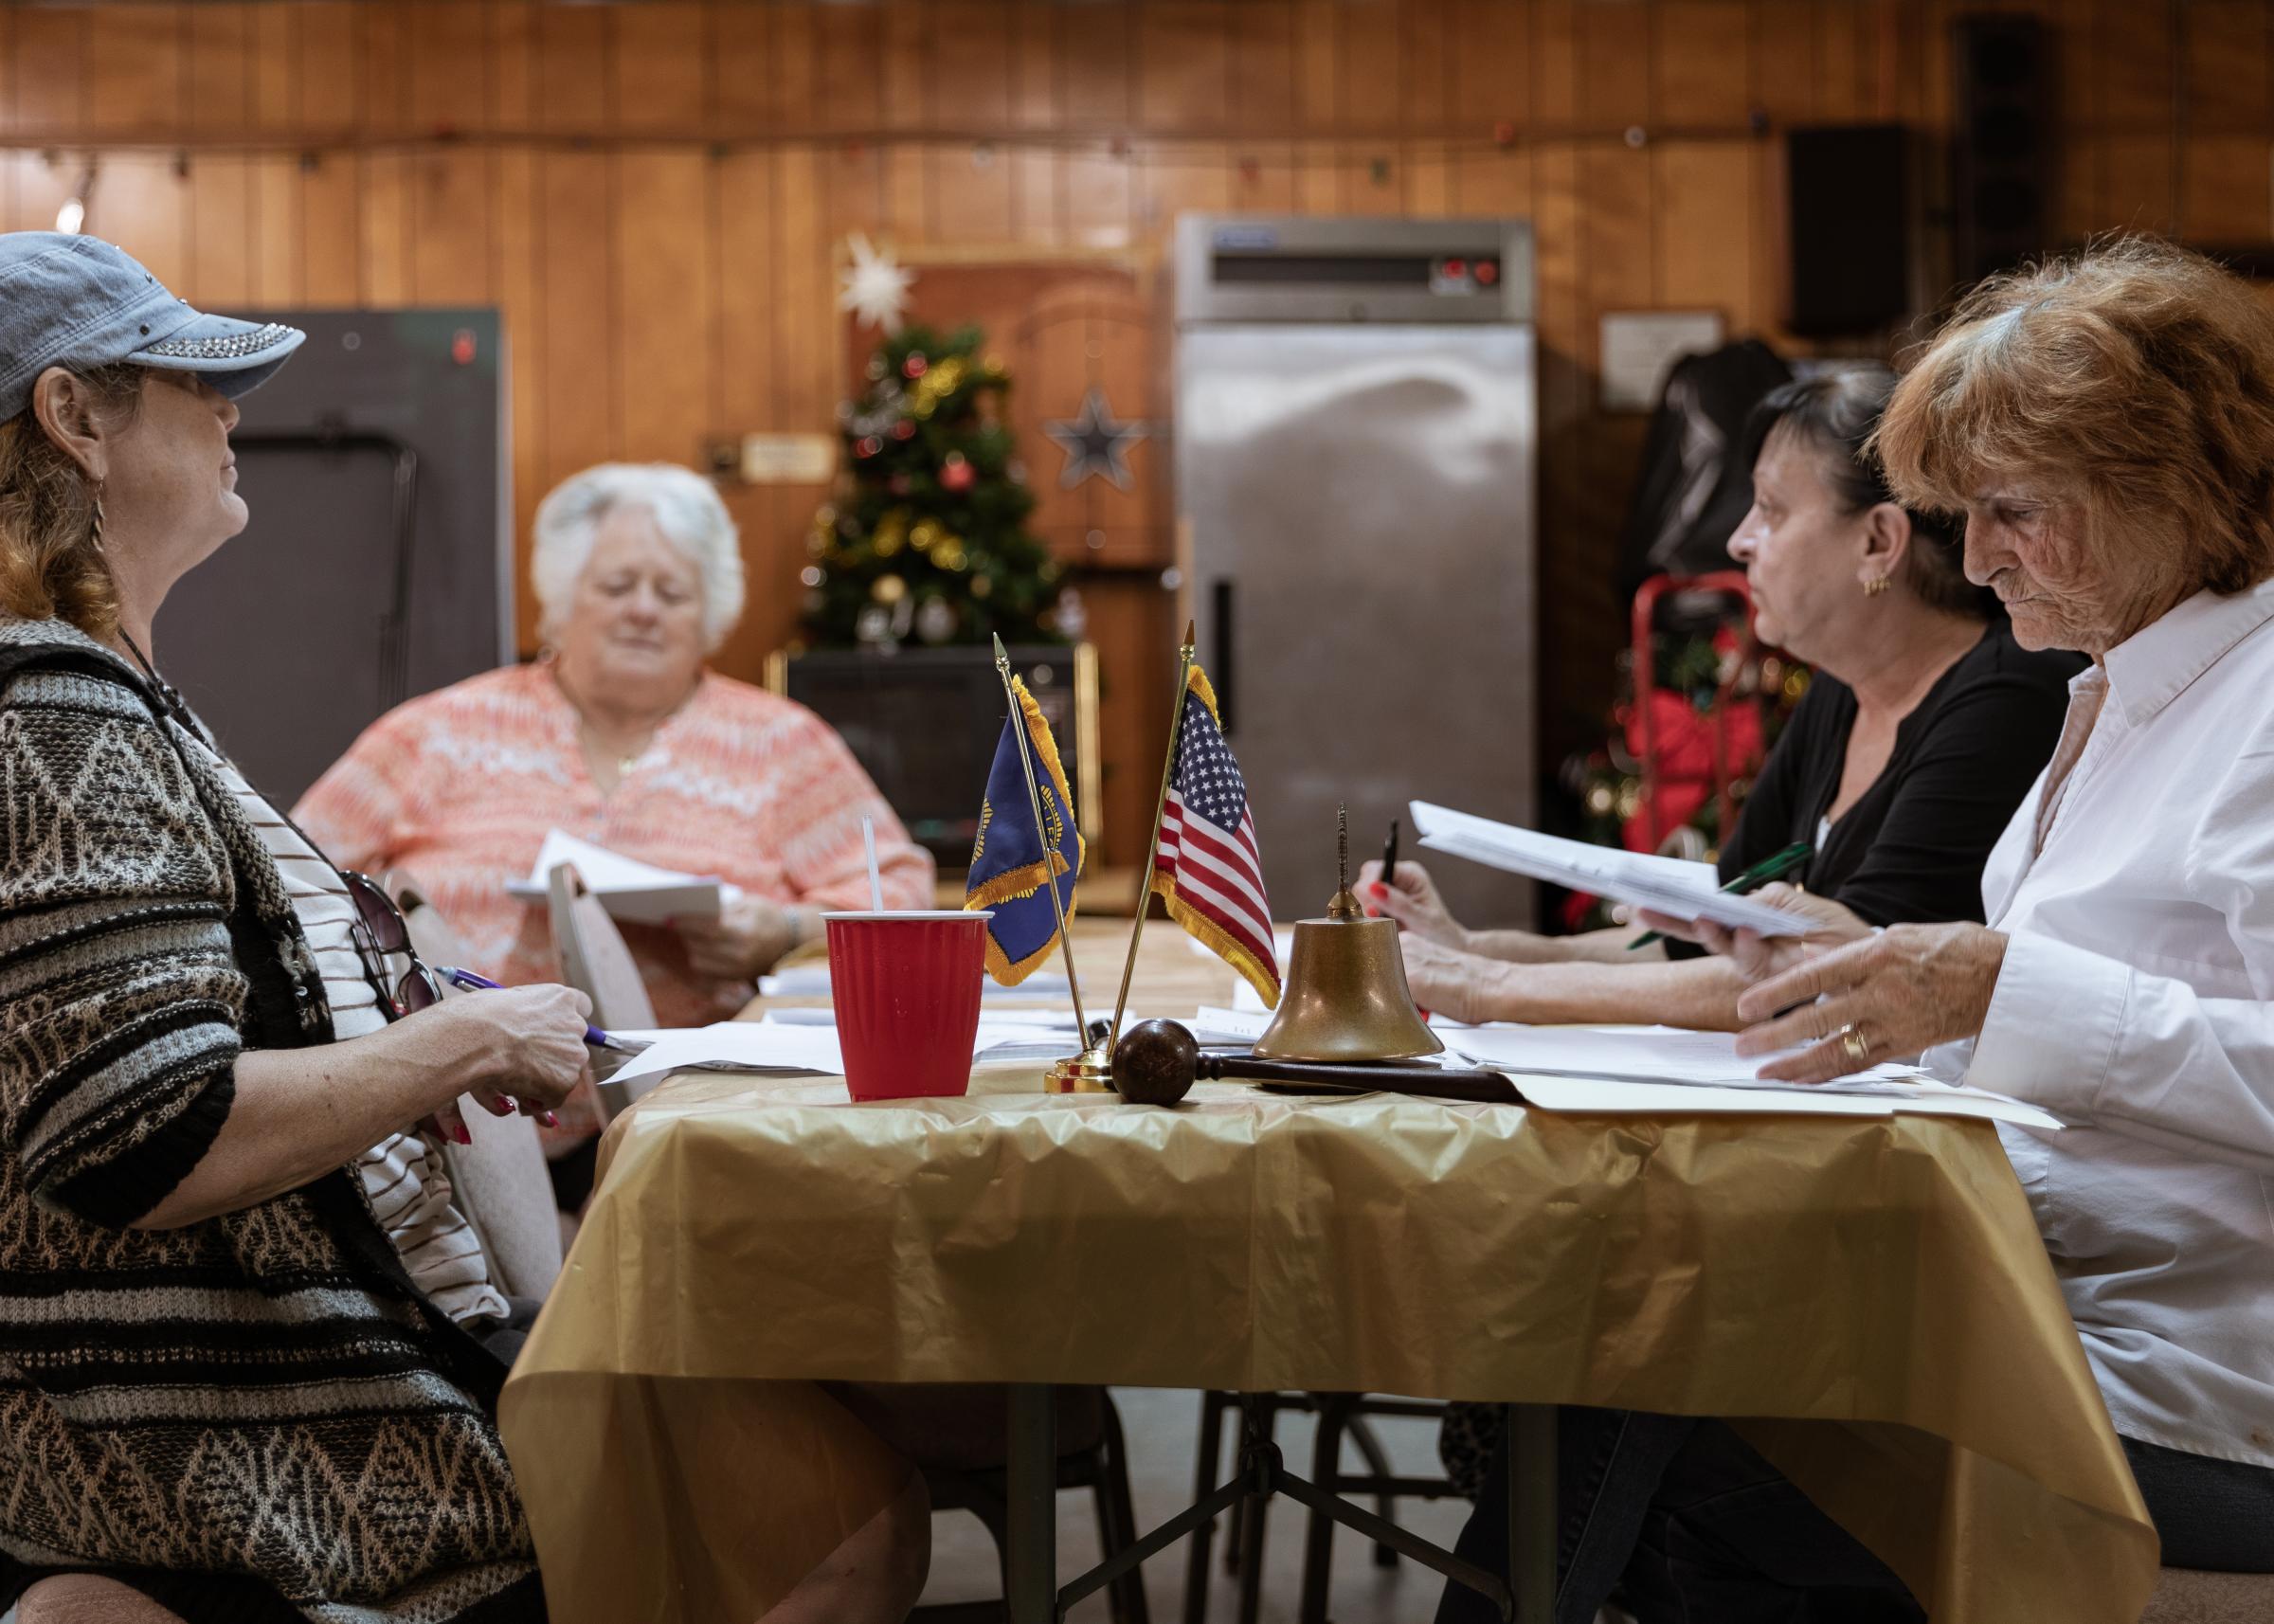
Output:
top-left (940, 452), bottom-right (975, 492)
top-left (893, 419), bottom-right (916, 441)
top-left (903, 352), bottom-right (929, 379)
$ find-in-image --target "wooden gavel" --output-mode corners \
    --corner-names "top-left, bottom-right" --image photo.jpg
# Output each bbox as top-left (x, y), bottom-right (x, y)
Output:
top-left (1110, 1019), bottom-right (1518, 1108)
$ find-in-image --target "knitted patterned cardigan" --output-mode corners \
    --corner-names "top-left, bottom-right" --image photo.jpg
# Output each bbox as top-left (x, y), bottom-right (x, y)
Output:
top-left (0, 616), bottom-right (542, 1623)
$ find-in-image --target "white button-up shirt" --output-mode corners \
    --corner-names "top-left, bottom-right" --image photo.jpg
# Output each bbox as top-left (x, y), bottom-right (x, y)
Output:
top-left (1927, 576), bottom-right (2274, 1467)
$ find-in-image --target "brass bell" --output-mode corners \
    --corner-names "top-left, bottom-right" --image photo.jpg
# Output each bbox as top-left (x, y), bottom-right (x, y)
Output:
top-left (1253, 807), bottom-right (1443, 1063)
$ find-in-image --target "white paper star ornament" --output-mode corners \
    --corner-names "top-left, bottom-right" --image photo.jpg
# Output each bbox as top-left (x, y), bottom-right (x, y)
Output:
top-left (838, 233), bottom-right (915, 334)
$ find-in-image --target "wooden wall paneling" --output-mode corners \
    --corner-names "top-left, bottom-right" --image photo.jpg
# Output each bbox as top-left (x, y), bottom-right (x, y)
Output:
top-left (1139, 2), bottom-right (1231, 134)
top-left (536, 4), bottom-right (608, 135)
top-left (356, 0), bottom-right (410, 137)
top-left (1079, 289), bottom-right (1164, 568)
top-left (1011, 148), bottom-right (1067, 244)
top-left (2183, 1), bottom-right (2273, 135)
top-left (1579, 141), bottom-right (1655, 312)
top-left (1138, 140), bottom-right (1234, 235)
top-left (1336, 0), bottom-right (1405, 135)
top-left (930, 0), bottom-right (1016, 129)
top-left (358, 152), bottom-right (412, 305)
top-left (298, 152), bottom-right (362, 305)
top-left (1080, 574), bottom-right (1175, 869)
top-left (1008, 0), bottom-right (1060, 131)
top-left (407, 1), bottom-right (491, 135)
top-left (815, 1), bottom-right (887, 133)
top-left (709, 2), bottom-right (773, 133)
top-left (1335, 144), bottom-right (1406, 216)
top-left (1577, 1), bottom-right (1651, 130)
top-left (1293, 0), bottom-right (1339, 130)
top-left (537, 151), bottom-right (616, 496)
top-left (1654, 2), bottom-right (1752, 128)
top-left (189, 156), bottom-right (255, 305)
top-left (1451, 0), bottom-right (1526, 130)
top-left (1064, 147), bottom-right (1136, 247)
top-left (713, 149), bottom-right (792, 677)
top-left (0, 152), bottom-right (15, 236)
top-left (771, 147), bottom-right (836, 472)
top-left (87, 6), bottom-right (185, 137)
top-left (2102, 135), bottom-right (2177, 234)
top-left (11, 8), bottom-right (87, 135)
top-left (1059, 2), bottom-right (1135, 132)
top-left (929, 141), bottom-right (1019, 243)
top-left (1405, 142), bottom-right (1452, 216)
top-left (490, 2), bottom-right (537, 131)
top-left (824, 142), bottom-right (890, 243)
top-left (609, 2), bottom-right (705, 134)
top-left (188, 4), bottom-right (254, 136)
top-left (2100, 0), bottom-right (2175, 131)
top-left (1751, 0), bottom-right (1816, 126)
top-left (1291, 147), bottom-right (1340, 214)
top-left (884, 143), bottom-right (931, 236)
top-left (1811, 0), bottom-right (1868, 122)
top-left (296, 1), bottom-right (357, 133)
top-left (615, 150), bottom-right (714, 467)
top-left (1532, 0), bottom-right (1580, 127)
top-left (1400, 0), bottom-right (1454, 135)
top-left (768, 3), bottom-right (821, 132)
top-left (8, 153), bottom-right (74, 237)
top-left (1224, 0), bottom-right (1296, 134)
top-left (1652, 139), bottom-right (1755, 327)
top-left (409, 150), bottom-right (494, 306)
top-left (2181, 138), bottom-right (2273, 244)
top-left (493, 145), bottom-right (543, 648)
top-left (1227, 147), bottom-right (1298, 212)
top-left (100, 155), bottom-right (190, 294)
top-left (251, 5), bottom-right (298, 132)
top-left (877, 0), bottom-right (932, 130)
top-left (1449, 145), bottom-right (1533, 215)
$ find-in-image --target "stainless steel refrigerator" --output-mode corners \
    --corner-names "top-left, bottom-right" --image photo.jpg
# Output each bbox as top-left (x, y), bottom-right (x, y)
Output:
top-left (1173, 216), bottom-right (1537, 924)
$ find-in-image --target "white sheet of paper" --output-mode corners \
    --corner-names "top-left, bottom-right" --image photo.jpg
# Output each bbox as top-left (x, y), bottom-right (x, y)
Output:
top-left (1507, 1071), bottom-right (2061, 1129)
top-left (506, 829), bottom-right (738, 924)
top-left (759, 965), bottom-right (1075, 1004)
top-left (605, 1019), bottom-right (1081, 1088)
top-left (1408, 801), bottom-right (1809, 937)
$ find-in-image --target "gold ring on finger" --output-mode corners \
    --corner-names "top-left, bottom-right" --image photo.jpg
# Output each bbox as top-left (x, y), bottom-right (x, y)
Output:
top-left (1839, 1024), bottom-right (1869, 1064)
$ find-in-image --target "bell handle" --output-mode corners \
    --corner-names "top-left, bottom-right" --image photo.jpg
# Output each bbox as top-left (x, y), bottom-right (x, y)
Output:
top-left (1200, 1054), bottom-right (1518, 1104)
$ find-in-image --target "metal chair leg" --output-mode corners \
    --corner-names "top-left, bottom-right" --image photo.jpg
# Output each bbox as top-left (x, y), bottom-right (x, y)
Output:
top-left (1345, 1414), bottom-right (1401, 1569)
top-left (1296, 1396), bottom-right (1351, 1624)
top-left (1234, 1398), bottom-right (1277, 1624)
top-left (1096, 1399), bottom-right (1152, 1624)
top-left (1182, 1390), bottom-right (1230, 1624)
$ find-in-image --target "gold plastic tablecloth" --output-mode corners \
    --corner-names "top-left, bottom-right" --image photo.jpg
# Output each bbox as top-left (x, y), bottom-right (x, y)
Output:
top-left (498, 1059), bottom-right (2157, 1623)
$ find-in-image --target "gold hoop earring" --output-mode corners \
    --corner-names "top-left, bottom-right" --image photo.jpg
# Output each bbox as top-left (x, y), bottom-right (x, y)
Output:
top-left (1863, 574), bottom-right (1890, 597)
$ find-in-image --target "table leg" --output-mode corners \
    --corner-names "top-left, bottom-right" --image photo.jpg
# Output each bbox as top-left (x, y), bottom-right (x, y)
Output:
top-left (1507, 1404), bottom-right (1558, 1622)
top-left (1008, 1383), bottom-right (1059, 1624)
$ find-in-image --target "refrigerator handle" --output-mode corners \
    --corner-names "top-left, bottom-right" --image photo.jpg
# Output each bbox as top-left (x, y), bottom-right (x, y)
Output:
top-left (1211, 579), bottom-right (1235, 736)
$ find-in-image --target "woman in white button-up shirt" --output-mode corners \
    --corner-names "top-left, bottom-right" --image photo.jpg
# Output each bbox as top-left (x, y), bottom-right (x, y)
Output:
top-left (1441, 237), bottom-right (2274, 1624)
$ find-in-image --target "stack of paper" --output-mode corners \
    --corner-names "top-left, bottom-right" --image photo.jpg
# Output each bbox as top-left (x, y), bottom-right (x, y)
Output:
top-left (507, 829), bottom-right (738, 924)
top-left (1408, 802), bottom-right (1808, 936)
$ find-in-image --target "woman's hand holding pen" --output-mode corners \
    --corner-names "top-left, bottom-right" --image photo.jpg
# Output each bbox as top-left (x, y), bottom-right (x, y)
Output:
top-left (412, 983), bottom-right (592, 1143)
top-left (1357, 857), bottom-right (1470, 947)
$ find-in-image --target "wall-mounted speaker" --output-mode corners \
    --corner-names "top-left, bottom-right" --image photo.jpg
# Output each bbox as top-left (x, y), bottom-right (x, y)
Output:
top-left (1953, 12), bottom-right (2049, 286)
top-left (1783, 124), bottom-right (1913, 338)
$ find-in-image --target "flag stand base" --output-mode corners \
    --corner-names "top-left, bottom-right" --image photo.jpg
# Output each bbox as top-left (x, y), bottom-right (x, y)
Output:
top-left (1045, 1041), bottom-right (1117, 1094)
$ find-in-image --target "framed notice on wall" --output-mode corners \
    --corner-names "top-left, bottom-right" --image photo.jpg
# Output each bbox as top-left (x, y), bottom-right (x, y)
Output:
top-left (1599, 311), bottom-right (1726, 412)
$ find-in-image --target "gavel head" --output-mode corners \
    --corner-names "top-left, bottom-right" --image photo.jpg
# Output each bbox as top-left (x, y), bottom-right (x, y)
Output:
top-left (1110, 1019), bottom-right (1200, 1106)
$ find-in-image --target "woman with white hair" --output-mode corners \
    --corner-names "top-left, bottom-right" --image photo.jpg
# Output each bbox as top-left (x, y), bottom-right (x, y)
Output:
top-left (298, 461), bottom-right (932, 1143)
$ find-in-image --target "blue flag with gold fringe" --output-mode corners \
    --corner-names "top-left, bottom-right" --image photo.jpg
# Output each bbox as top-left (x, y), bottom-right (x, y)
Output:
top-left (965, 676), bottom-right (1084, 984)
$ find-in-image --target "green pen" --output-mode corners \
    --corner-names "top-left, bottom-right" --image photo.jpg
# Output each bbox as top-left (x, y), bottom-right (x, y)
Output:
top-left (1627, 841), bottom-right (1814, 950)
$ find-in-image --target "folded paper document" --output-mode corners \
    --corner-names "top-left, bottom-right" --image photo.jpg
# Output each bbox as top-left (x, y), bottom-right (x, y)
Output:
top-left (507, 829), bottom-right (739, 924)
top-left (1409, 802), bottom-right (1810, 937)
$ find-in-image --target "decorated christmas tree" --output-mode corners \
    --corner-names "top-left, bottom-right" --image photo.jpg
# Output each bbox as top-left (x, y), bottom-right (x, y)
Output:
top-left (801, 323), bottom-right (1065, 650)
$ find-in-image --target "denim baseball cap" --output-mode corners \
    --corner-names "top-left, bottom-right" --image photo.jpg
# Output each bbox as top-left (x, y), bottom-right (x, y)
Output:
top-left (0, 231), bottom-right (304, 422)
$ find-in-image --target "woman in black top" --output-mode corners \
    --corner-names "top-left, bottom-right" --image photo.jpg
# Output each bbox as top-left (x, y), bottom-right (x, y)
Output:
top-left (1365, 368), bottom-right (2081, 1030)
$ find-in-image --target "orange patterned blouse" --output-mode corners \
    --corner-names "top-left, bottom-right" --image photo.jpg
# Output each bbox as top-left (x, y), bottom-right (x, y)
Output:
top-left (294, 659), bottom-right (934, 1033)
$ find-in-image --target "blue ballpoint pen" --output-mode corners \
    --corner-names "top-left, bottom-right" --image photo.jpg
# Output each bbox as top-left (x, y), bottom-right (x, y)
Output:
top-left (435, 965), bottom-right (643, 1054)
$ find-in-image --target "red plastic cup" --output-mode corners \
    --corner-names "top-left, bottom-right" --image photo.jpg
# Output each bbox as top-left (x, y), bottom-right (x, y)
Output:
top-left (823, 911), bottom-right (993, 1101)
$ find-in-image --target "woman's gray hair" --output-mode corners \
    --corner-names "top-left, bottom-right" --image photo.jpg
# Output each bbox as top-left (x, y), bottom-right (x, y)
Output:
top-left (531, 462), bottom-right (745, 652)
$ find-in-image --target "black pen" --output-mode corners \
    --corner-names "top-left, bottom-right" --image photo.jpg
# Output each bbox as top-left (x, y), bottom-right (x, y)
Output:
top-left (1627, 841), bottom-right (1814, 950)
top-left (1376, 818), bottom-right (1400, 915)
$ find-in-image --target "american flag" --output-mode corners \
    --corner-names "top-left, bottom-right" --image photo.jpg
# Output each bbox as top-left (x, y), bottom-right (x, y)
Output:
top-left (1154, 666), bottom-right (1280, 1007)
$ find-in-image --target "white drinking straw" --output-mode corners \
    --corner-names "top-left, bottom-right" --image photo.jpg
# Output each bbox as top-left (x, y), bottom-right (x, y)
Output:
top-left (862, 814), bottom-right (883, 911)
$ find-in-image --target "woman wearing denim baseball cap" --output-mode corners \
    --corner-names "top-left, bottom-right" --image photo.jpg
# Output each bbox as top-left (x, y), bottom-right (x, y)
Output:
top-left (0, 235), bottom-right (931, 1624)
